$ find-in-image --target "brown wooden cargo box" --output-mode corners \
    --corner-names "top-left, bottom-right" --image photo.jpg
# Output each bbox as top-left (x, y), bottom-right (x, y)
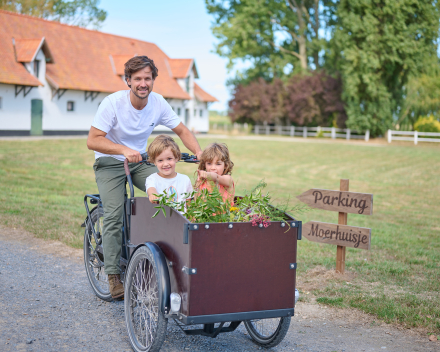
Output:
top-left (129, 197), bottom-right (299, 324)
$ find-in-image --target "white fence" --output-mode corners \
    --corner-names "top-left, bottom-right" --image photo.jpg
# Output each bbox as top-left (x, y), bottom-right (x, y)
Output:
top-left (253, 125), bottom-right (370, 141)
top-left (387, 130), bottom-right (440, 145)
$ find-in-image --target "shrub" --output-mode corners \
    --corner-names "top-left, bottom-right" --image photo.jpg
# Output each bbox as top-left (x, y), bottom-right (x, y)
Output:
top-left (414, 115), bottom-right (440, 133)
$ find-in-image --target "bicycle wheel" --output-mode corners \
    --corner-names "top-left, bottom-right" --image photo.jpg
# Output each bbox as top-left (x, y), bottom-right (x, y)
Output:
top-left (84, 206), bottom-right (112, 302)
top-left (125, 246), bottom-right (168, 352)
top-left (244, 316), bottom-right (291, 348)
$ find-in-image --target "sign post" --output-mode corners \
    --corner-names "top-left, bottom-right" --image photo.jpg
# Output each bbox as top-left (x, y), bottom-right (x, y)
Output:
top-left (297, 179), bottom-right (373, 274)
top-left (336, 179), bottom-right (348, 273)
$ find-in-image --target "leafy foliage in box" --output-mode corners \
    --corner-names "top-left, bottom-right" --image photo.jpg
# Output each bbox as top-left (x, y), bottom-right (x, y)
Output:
top-left (152, 180), bottom-right (306, 227)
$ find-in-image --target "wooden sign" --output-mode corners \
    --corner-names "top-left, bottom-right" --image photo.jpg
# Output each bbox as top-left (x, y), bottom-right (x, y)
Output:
top-left (302, 221), bottom-right (371, 250)
top-left (297, 179), bottom-right (373, 274)
top-left (297, 189), bottom-right (373, 215)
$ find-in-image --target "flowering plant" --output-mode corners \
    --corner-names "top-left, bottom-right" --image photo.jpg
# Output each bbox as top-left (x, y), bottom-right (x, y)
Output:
top-left (152, 180), bottom-right (307, 229)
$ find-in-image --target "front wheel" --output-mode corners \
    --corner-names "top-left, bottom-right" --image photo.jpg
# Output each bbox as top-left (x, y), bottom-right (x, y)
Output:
top-left (84, 206), bottom-right (112, 301)
top-left (125, 246), bottom-right (168, 352)
top-left (244, 317), bottom-right (291, 348)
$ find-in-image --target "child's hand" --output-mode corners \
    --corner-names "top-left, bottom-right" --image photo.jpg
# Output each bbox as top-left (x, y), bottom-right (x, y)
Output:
top-left (197, 170), bottom-right (209, 180)
top-left (149, 194), bottom-right (159, 204)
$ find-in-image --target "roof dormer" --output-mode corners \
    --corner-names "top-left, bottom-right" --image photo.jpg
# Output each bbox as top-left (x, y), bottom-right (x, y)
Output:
top-left (13, 37), bottom-right (54, 64)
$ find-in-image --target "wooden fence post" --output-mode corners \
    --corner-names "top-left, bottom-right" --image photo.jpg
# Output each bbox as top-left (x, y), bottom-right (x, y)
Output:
top-left (365, 130), bottom-right (370, 142)
top-left (387, 129), bottom-right (392, 143)
top-left (331, 127), bottom-right (336, 139)
top-left (290, 126), bottom-right (295, 137)
top-left (303, 127), bottom-right (307, 138)
top-left (414, 131), bottom-right (418, 145)
top-left (346, 129), bottom-right (351, 140)
top-left (336, 179), bottom-right (349, 274)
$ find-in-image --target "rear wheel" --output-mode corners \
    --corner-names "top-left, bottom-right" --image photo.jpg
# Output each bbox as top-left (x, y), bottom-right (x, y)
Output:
top-left (244, 317), bottom-right (291, 348)
top-left (84, 206), bottom-right (112, 301)
top-left (125, 246), bottom-right (168, 352)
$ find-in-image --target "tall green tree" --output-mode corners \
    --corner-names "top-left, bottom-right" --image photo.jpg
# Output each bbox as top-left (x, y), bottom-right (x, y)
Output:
top-left (205, 0), bottom-right (335, 83)
top-left (331, 0), bottom-right (440, 136)
top-left (0, 0), bottom-right (107, 28)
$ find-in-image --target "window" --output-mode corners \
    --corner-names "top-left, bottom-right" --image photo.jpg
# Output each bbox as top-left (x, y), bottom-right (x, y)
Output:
top-left (185, 77), bottom-right (190, 92)
top-left (177, 107), bottom-right (181, 116)
top-left (33, 60), bottom-right (40, 78)
top-left (199, 109), bottom-right (203, 117)
top-left (67, 101), bottom-right (75, 111)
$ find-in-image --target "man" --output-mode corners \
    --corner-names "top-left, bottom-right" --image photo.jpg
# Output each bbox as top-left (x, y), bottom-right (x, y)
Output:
top-left (87, 56), bottom-right (202, 299)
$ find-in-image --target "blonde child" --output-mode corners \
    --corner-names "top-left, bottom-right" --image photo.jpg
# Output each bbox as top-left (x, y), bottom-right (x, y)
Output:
top-left (145, 135), bottom-right (193, 204)
top-left (195, 142), bottom-right (235, 206)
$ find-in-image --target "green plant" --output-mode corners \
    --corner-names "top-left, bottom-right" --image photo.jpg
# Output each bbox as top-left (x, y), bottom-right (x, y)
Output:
top-left (152, 180), bottom-right (306, 227)
top-left (414, 115), bottom-right (440, 133)
top-left (315, 129), bottom-right (325, 138)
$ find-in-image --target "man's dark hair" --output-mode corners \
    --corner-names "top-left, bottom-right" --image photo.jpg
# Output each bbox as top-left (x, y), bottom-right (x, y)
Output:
top-left (124, 55), bottom-right (159, 81)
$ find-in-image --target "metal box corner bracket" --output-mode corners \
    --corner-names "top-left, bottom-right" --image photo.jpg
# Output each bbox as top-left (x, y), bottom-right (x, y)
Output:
top-left (290, 220), bottom-right (302, 240)
top-left (182, 266), bottom-right (197, 275)
top-left (183, 223), bottom-right (199, 244)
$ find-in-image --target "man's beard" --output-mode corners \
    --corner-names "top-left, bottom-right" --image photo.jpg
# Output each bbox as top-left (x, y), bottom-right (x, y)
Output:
top-left (131, 86), bottom-right (150, 100)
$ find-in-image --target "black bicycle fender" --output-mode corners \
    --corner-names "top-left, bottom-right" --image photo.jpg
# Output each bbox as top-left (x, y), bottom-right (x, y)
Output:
top-left (81, 205), bottom-right (98, 227)
top-left (145, 242), bottom-right (171, 315)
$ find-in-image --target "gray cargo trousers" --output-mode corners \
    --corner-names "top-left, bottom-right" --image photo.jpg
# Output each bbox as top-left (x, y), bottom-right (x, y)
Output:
top-left (93, 156), bottom-right (157, 275)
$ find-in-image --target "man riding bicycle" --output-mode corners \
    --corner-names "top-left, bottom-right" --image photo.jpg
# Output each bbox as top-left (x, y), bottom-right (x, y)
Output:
top-left (87, 56), bottom-right (202, 299)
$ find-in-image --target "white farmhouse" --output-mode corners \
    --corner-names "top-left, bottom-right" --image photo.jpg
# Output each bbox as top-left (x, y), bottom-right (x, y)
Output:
top-left (0, 10), bottom-right (217, 136)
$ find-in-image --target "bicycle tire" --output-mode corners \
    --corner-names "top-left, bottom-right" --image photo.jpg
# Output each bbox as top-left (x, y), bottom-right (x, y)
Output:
top-left (125, 246), bottom-right (168, 352)
top-left (244, 316), bottom-right (291, 348)
top-left (83, 206), bottom-right (112, 302)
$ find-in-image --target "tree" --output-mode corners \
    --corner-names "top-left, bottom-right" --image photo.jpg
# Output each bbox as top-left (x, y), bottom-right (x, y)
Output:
top-left (285, 71), bottom-right (346, 126)
top-left (0, 0), bottom-right (107, 29)
top-left (229, 72), bottom-right (347, 127)
top-left (399, 56), bottom-right (440, 130)
top-left (229, 78), bottom-right (286, 124)
top-left (331, 0), bottom-right (440, 136)
top-left (206, 0), bottom-right (336, 83)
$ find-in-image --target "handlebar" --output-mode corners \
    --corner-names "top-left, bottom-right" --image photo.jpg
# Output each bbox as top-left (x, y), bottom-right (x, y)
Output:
top-left (123, 152), bottom-right (199, 198)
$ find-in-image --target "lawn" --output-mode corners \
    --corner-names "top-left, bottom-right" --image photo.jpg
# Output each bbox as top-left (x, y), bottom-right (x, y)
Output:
top-left (0, 136), bottom-right (439, 334)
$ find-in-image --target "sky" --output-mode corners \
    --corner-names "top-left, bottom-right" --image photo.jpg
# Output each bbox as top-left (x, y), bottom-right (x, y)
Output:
top-left (100, 0), bottom-right (229, 111)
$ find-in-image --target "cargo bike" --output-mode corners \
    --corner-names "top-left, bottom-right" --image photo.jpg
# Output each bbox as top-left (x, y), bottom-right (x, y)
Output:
top-left (82, 153), bottom-right (302, 352)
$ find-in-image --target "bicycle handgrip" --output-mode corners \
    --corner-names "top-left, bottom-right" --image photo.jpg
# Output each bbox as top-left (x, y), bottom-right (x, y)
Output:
top-left (123, 159), bottom-right (130, 176)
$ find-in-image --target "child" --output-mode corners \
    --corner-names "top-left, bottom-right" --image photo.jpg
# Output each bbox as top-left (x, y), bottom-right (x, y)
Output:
top-left (145, 135), bottom-right (193, 205)
top-left (195, 142), bottom-right (235, 206)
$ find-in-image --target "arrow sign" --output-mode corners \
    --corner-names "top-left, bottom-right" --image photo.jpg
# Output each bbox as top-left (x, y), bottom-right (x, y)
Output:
top-left (297, 189), bottom-right (373, 215)
top-left (302, 221), bottom-right (371, 250)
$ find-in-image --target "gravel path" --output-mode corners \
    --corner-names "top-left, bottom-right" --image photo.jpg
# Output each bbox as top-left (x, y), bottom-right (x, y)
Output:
top-left (0, 228), bottom-right (437, 352)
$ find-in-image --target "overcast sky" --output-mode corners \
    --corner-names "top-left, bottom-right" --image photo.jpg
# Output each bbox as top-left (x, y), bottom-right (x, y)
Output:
top-left (100, 0), bottom-right (229, 111)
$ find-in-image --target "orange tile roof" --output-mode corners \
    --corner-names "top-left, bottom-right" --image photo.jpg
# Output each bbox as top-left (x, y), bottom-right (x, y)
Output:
top-left (194, 82), bottom-right (218, 102)
top-left (169, 59), bottom-right (197, 79)
top-left (110, 54), bottom-right (134, 75)
top-left (0, 33), bottom-right (42, 86)
top-left (14, 38), bottom-right (42, 62)
top-left (0, 10), bottom-right (218, 101)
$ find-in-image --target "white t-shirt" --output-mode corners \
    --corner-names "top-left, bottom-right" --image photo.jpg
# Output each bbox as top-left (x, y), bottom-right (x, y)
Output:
top-left (92, 90), bottom-right (181, 161)
top-left (145, 173), bottom-right (193, 204)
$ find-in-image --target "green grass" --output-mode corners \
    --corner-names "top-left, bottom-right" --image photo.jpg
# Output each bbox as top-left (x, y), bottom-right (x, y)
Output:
top-left (0, 137), bottom-right (439, 333)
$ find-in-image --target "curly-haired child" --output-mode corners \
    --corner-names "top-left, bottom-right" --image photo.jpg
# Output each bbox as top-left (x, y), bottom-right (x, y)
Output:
top-left (195, 142), bottom-right (235, 206)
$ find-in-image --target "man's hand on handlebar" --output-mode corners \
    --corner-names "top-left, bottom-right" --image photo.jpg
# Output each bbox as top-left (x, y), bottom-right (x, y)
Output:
top-left (196, 151), bottom-right (203, 162)
top-left (123, 147), bottom-right (142, 163)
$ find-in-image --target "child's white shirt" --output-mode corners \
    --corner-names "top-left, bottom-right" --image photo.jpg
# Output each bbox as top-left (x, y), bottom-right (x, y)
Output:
top-left (145, 173), bottom-right (193, 203)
